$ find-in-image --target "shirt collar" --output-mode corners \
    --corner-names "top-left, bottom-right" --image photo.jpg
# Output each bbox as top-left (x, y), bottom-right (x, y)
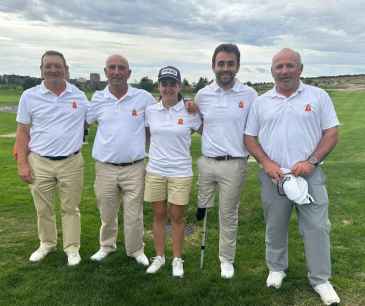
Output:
top-left (104, 84), bottom-right (136, 101)
top-left (157, 99), bottom-right (185, 111)
top-left (212, 79), bottom-right (242, 93)
top-left (40, 80), bottom-right (72, 95)
top-left (270, 81), bottom-right (305, 98)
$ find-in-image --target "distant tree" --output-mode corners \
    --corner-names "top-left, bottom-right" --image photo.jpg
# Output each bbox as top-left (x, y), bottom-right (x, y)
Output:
top-left (193, 77), bottom-right (209, 93)
top-left (153, 81), bottom-right (159, 90)
top-left (23, 77), bottom-right (41, 90)
top-left (139, 76), bottom-right (154, 92)
top-left (182, 78), bottom-right (190, 88)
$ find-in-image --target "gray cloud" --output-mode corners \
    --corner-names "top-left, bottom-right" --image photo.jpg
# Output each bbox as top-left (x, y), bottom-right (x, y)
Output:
top-left (1, 0), bottom-right (364, 54)
top-left (1, 0), bottom-right (365, 82)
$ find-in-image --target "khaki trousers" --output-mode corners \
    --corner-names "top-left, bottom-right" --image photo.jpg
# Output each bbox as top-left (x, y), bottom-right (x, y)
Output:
top-left (197, 156), bottom-right (247, 263)
top-left (28, 152), bottom-right (83, 253)
top-left (94, 161), bottom-right (145, 257)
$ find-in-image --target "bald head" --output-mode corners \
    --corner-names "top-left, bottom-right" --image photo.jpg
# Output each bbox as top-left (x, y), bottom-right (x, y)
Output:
top-left (105, 54), bottom-right (129, 69)
top-left (272, 48), bottom-right (302, 68)
top-left (104, 54), bottom-right (131, 90)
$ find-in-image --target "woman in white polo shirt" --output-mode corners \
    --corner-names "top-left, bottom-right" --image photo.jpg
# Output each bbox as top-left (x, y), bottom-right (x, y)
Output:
top-left (144, 66), bottom-right (201, 277)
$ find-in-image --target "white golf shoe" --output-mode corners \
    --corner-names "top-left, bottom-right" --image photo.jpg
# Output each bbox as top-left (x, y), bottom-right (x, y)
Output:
top-left (314, 281), bottom-right (340, 305)
top-left (134, 253), bottom-right (149, 266)
top-left (266, 271), bottom-right (286, 289)
top-left (29, 246), bottom-right (55, 262)
top-left (220, 262), bottom-right (234, 279)
top-left (67, 251), bottom-right (81, 266)
top-left (172, 257), bottom-right (184, 278)
top-left (90, 248), bottom-right (115, 262)
top-left (146, 256), bottom-right (165, 274)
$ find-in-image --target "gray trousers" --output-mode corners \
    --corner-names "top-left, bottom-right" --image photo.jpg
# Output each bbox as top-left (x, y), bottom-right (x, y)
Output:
top-left (198, 156), bottom-right (247, 263)
top-left (259, 167), bottom-right (331, 286)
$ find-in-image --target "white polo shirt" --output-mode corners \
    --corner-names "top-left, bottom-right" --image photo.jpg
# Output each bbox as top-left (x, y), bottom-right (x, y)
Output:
top-left (145, 100), bottom-right (202, 177)
top-left (16, 81), bottom-right (88, 156)
top-left (195, 80), bottom-right (257, 158)
top-left (245, 82), bottom-right (340, 169)
top-left (87, 85), bottom-right (155, 163)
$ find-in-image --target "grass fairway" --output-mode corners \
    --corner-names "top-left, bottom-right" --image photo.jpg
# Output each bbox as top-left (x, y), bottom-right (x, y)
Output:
top-left (0, 90), bottom-right (364, 306)
top-left (0, 88), bottom-right (22, 106)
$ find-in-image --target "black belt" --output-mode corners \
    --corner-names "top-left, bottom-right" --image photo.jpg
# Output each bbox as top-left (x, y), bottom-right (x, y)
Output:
top-left (206, 155), bottom-right (245, 161)
top-left (42, 151), bottom-right (80, 161)
top-left (106, 158), bottom-right (144, 167)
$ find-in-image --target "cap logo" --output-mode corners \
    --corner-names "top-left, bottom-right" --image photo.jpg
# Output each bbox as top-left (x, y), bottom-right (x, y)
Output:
top-left (161, 68), bottom-right (178, 76)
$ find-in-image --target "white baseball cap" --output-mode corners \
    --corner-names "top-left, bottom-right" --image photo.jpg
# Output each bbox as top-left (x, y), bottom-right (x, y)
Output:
top-left (281, 174), bottom-right (314, 205)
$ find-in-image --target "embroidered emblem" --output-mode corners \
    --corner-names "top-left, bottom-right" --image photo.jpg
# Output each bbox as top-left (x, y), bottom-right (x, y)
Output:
top-left (132, 109), bottom-right (138, 116)
top-left (177, 118), bottom-right (184, 125)
top-left (239, 101), bottom-right (245, 108)
top-left (304, 104), bottom-right (312, 112)
top-left (72, 101), bottom-right (78, 109)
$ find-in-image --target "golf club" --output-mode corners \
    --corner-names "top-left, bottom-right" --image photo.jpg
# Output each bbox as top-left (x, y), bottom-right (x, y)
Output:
top-left (200, 208), bottom-right (208, 269)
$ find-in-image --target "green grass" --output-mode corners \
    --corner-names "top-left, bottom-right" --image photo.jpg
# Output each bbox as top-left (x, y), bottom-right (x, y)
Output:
top-left (0, 90), bottom-right (364, 306)
top-left (0, 88), bottom-right (22, 106)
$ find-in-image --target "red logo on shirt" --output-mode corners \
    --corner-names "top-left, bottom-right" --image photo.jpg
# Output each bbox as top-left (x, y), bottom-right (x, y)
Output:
top-left (132, 109), bottom-right (138, 116)
top-left (239, 101), bottom-right (245, 108)
top-left (72, 101), bottom-right (78, 109)
top-left (304, 104), bottom-right (312, 112)
top-left (177, 118), bottom-right (184, 125)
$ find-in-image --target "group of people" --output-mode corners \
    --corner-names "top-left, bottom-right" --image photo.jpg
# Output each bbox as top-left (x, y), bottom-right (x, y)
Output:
top-left (15, 44), bottom-right (340, 305)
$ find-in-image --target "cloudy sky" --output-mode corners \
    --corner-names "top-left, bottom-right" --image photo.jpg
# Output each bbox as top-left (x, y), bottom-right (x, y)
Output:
top-left (1, 0), bottom-right (365, 83)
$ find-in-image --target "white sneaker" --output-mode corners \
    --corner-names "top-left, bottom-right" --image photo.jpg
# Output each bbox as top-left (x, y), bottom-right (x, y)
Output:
top-left (67, 251), bottom-right (81, 266)
top-left (90, 249), bottom-right (114, 262)
top-left (134, 253), bottom-right (149, 266)
top-left (266, 271), bottom-right (286, 289)
top-left (172, 257), bottom-right (184, 278)
top-left (146, 256), bottom-right (165, 274)
top-left (29, 246), bottom-right (55, 262)
top-left (314, 281), bottom-right (340, 305)
top-left (220, 262), bottom-right (234, 279)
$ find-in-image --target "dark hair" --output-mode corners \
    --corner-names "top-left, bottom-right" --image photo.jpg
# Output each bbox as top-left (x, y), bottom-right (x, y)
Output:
top-left (41, 50), bottom-right (67, 67)
top-left (212, 43), bottom-right (240, 66)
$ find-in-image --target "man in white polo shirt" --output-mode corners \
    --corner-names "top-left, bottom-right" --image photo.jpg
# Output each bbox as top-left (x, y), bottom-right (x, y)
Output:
top-left (16, 50), bottom-right (88, 266)
top-left (195, 44), bottom-right (257, 279)
top-left (87, 54), bottom-right (155, 266)
top-left (244, 48), bottom-right (340, 305)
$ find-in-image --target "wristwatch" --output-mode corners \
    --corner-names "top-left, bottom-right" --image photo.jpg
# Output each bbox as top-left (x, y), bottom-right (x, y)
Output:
top-left (307, 155), bottom-right (320, 166)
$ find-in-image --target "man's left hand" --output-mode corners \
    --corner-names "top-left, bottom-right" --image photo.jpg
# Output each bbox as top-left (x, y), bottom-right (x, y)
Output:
top-left (185, 100), bottom-right (199, 114)
top-left (291, 161), bottom-right (315, 176)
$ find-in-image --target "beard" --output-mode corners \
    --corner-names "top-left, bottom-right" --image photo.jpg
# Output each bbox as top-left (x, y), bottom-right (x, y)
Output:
top-left (216, 71), bottom-right (235, 87)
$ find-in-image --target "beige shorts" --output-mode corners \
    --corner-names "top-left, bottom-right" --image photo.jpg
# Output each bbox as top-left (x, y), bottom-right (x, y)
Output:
top-left (144, 172), bottom-right (193, 206)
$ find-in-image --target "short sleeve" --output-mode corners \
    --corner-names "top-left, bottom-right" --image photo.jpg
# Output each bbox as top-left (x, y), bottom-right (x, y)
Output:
top-left (244, 98), bottom-right (260, 137)
top-left (190, 113), bottom-right (202, 131)
top-left (16, 92), bottom-right (32, 125)
top-left (87, 93), bottom-right (98, 124)
top-left (319, 90), bottom-right (340, 130)
top-left (146, 93), bottom-right (156, 107)
top-left (145, 106), bottom-right (151, 127)
top-left (194, 91), bottom-right (201, 107)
